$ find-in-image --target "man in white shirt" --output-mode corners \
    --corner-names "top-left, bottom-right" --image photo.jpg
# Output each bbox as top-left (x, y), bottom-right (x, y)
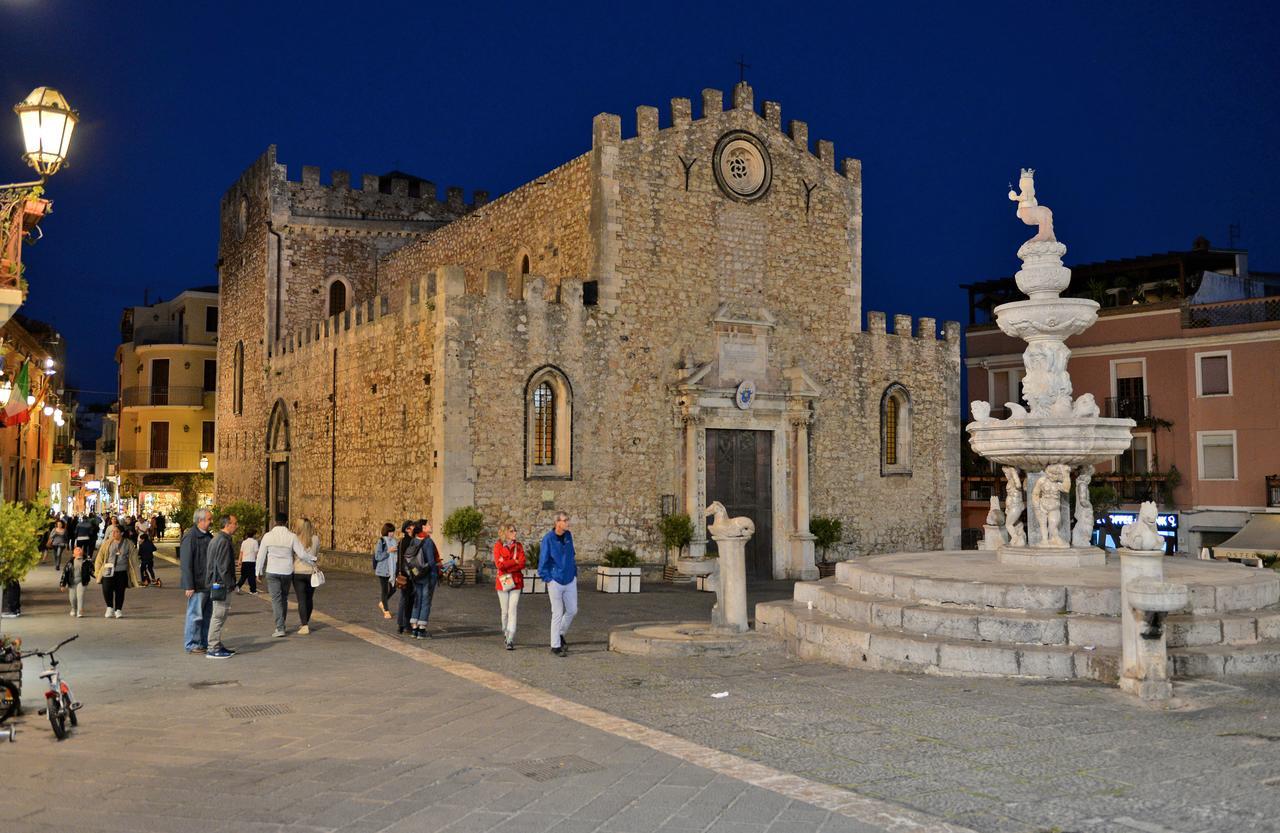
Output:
top-left (256, 513), bottom-right (310, 637)
top-left (236, 528), bottom-right (260, 595)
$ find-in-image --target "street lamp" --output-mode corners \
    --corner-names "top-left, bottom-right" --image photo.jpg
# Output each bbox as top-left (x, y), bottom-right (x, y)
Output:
top-left (199, 455), bottom-right (209, 472)
top-left (14, 87), bottom-right (78, 179)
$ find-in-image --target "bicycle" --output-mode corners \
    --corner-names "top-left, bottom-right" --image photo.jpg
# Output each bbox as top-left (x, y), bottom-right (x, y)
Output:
top-left (439, 557), bottom-right (467, 589)
top-left (26, 634), bottom-right (81, 740)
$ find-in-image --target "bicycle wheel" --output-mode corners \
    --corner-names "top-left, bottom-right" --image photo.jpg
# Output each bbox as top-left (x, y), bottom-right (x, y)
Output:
top-left (0, 681), bottom-right (18, 724)
top-left (63, 693), bottom-right (77, 727)
top-left (48, 699), bottom-right (67, 740)
top-left (447, 568), bottom-right (465, 588)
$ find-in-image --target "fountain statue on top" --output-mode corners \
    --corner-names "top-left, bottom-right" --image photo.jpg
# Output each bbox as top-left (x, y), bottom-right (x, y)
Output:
top-left (967, 170), bottom-right (1136, 567)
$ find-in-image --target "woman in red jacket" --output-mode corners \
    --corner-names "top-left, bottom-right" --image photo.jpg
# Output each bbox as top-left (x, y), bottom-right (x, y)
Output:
top-left (492, 522), bottom-right (525, 650)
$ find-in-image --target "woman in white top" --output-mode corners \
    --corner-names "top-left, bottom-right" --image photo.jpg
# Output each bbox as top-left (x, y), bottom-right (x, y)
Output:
top-left (235, 528), bottom-right (259, 595)
top-left (290, 518), bottom-right (321, 635)
top-left (256, 513), bottom-right (312, 638)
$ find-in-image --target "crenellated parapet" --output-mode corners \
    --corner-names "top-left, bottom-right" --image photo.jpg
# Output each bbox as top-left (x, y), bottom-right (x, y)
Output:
top-left (286, 163), bottom-right (486, 225)
top-left (861, 310), bottom-right (961, 345)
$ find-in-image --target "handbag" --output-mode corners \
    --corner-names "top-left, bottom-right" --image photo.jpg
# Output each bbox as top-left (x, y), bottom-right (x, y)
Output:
top-left (498, 572), bottom-right (516, 592)
top-left (310, 569), bottom-right (326, 588)
top-left (101, 563), bottom-right (115, 579)
top-left (210, 582), bottom-right (228, 602)
top-left (394, 574), bottom-right (408, 590)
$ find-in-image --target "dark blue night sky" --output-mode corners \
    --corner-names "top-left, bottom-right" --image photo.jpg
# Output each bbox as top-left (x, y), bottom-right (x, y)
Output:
top-left (5, 0), bottom-right (1278, 406)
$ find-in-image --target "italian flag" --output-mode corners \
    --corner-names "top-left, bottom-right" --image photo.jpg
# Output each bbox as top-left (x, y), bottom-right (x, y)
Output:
top-left (2, 362), bottom-right (30, 427)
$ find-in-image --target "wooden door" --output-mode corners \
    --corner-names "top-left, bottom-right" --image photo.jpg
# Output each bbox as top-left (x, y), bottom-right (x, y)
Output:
top-left (149, 422), bottom-right (169, 469)
top-left (151, 359), bottom-right (170, 405)
top-left (706, 429), bottom-right (773, 578)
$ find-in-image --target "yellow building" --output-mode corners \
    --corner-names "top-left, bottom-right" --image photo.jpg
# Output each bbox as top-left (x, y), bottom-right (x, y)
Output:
top-left (115, 286), bottom-right (218, 516)
top-left (0, 313), bottom-right (71, 508)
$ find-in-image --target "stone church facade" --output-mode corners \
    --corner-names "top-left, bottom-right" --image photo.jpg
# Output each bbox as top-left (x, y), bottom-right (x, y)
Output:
top-left (215, 82), bottom-right (961, 577)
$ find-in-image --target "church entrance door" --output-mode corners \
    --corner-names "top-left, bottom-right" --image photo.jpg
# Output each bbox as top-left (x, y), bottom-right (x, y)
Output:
top-left (706, 429), bottom-right (772, 578)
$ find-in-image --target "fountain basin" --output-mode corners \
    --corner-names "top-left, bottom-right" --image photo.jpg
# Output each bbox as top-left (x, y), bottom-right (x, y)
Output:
top-left (1126, 579), bottom-right (1190, 613)
top-left (995, 297), bottom-right (1100, 342)
top-left (966, 416), bottom-right (1136, 469)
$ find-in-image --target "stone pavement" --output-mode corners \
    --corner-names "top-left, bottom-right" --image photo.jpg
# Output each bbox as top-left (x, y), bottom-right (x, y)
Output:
top-left (0, 558), bottom-right (943, 833)
top-left (299, 562), bottom-right (1280, 833)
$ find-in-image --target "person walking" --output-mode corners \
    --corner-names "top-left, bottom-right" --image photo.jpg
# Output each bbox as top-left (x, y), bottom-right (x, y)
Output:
top-left (256, 514), bottom-right (311, 638)
top-left (205, 514), bottom-right (238, 659)
top-left (290, 518), bottom-right (320, 635)
top-left (539, 511), bottom-right (578, 657)
top-left (48, 518), bottom-right (69, 571)
top-left (394, 520), bottom-right (415, 634)
top-left (95, 524), bottom-right (140, 618)
top-left (155, 512), bottom-right (167, 540)
top-left (60, 544), bottom-right (92, 617)
top-left (373, 522), bottom-right (398, 619)
top-left (137, 532), bottom-right (158, 587)
top-left (236, 529), bottom-right (259, 594)
top-left (403, 520), bottom-right (441, 639)
top-left (73, 515), bottom-right (95, 567)
top-left (179, 508), bottom-right (214, 653)
top-left (492, 522), bottom-right (526, 650)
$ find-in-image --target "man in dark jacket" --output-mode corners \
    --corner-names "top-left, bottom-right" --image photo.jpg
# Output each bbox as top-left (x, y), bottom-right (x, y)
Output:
top-left (395, 520), bottom-right (416, 635)
top-left (179, 508), bottom-right (214, 654)
top-left (204, 514), bottom-right (238, 659)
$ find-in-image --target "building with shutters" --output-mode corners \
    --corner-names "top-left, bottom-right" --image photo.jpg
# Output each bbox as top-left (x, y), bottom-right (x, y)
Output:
top-left (114, 286), bottom-right (219, 518)
top-left (962, 240), bottom-right (1280, 554)
top-left (213, 82), bottom-right (963, 576)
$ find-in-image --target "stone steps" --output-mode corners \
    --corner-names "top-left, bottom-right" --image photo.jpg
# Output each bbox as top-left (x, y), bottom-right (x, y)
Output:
top-left (793, 578), bottom-right (1280, 650)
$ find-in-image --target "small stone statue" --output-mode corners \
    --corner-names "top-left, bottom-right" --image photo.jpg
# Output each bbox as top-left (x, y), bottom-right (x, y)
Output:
top-left (1008, 168), bottom-right (1055, 244)
top-left (1072, 393), bottom-right (1100, 418)
top-left (970, 400), bottom-right (992, 422)
top-left (705, 501), bottom-right (755, 539)
top-left (985, 495), bottom-right (1005, 527)
top-left (982, 496), bottom-right (1009, 550)
top-left (1032, 464), bottom-right (1072, 548)
top-left (1003, 466), bottom-right (1026, 547)
top-left (1120, 501), bottom-right (1164, 552)
top-left (1071, 465), bottom-right (1095, 547)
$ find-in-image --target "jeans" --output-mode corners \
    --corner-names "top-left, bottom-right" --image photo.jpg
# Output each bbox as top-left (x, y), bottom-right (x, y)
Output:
top-left (184, 590), bottom-right (212, 651)
top-left (397, 579), bottom-right (415, 630)
top-left (102, 574), bottom-right (128, 610)
top-left (266, 574), bottom-right (291, 632)
top-left (291, 575), bottom-right (315, 625)
top-left (236, 562), bottom-right (257, 592)
top-left (497, 588), bottom-right (521, 641)
top-left (208, 598), bottom-right (230, 648)
top-left (52, 546), bottom-right (66, 570)
top-left (67, 583), bottom-right (85, 615)
top-left (548, 579), bottom-right (578, 648)
top-left (410, 574), bottom-right (437, 626)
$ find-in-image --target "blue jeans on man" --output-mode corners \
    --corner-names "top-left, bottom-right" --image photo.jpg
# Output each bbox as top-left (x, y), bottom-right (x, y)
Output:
top-left (184, 590), bottom-right (212, 652)
top-left (410, 573), bottom-right (437, 627)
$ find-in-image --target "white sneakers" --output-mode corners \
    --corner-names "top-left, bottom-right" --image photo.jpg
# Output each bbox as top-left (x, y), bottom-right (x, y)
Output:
top-left (104, 607), bottom-right (114, 618)
top-left (114, 609), bottom-right (123, 618)
top-left (69, 610), bottom-right (76, 617)
top-left (298, 625), bottom-right (310, 635)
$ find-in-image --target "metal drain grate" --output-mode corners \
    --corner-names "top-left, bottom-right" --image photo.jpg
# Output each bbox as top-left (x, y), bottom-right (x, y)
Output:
top-left (225, 704), bottom-right (293, 719)
top-left (508, 755), bottom-right (603, 782)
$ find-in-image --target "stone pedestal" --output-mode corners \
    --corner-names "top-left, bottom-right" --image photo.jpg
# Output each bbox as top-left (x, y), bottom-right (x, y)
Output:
top-left (710, 532), bottom-right (750, 633)
top-left (997, 544), bottom-right (1105, 568)
top-left (1119, 548), bottom-right (1188, 703)
top-left (980, 524), bottom-right (1008, 551)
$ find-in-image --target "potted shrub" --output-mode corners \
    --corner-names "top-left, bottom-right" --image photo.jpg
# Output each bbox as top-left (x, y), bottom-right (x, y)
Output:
top-left (521, 541), bottom-right (546, 594)
top-left (597, 546), bottom-right (641, 593)
top-left (658, 512), bottom-right (694, 582)
top-left (811, 515), bottom-right (843, 577)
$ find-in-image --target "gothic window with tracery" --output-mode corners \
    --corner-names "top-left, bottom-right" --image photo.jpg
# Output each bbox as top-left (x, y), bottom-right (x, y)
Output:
top-left (533, 382), bottom-right (555, 466)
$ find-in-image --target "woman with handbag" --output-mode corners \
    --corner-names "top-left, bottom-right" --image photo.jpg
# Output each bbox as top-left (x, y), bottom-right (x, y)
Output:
top-left (373, 522), bottom-right (398, 619)
top-left (394, 520), bottom-right (415, 634)
top-left (492, 522), bottom-right (526, 650)
top-left (290, 518), bottom-right (321, 635)
top-left (94, 525), bottom-right (140, 618)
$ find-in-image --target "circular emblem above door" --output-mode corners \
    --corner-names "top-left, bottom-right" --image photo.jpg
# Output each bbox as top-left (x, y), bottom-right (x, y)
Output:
top-left (735, 380), bottom-right (757, 410)
top-left (713, 131), bottom-right (772, 202)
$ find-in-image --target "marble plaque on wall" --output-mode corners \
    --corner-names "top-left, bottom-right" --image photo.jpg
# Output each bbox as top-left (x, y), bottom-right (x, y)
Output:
top-left (718, 332), bottom-right (767, 383)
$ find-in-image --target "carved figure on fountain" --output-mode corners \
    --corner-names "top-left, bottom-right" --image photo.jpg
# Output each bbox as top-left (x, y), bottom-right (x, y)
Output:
top-left (1032, 464), bottom-right (1072, 548)
top-left (705, 501), bottom-right (755, 540)
top-left (981, 496), bottom-right (1010, 551)
top-left (1072, 393), bottom-right (1100, 419)
top-left (1071, 465), bottom-right (1095, 547)
top-left (1003, 466), bottom-right (1027, 547)
top-left (1008, 168), bottom-right (1056, 245)
top-left (970, 400), bottom-right (992, 423)
top-left (1022, 341), bottom-right (1074, 416)
top-left (1120, 501), bottom-right (1164, 552)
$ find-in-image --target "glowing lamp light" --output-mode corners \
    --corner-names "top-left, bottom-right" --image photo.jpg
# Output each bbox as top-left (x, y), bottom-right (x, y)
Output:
top-left (54, 414), bottom-right (65, 427)
top-left (14, 87), bottom-right (78, 177)
top-left (26, 394), bottom-right (35, 406)
top-left (44, 357), bottom-right (55, 375)
top-left (199, 455), bottom-right (209, 472)
top-left (77, 467), bottom-right (86, 478)
top-left (42, 404), bottom-right (53, 416)
top-left (53, 407), bottom-right (62, 420)
top-left (0, 380), bottom-right (10, 407)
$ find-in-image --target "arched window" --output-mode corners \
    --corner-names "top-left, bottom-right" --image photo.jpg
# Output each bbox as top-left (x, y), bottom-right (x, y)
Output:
top-left (880, 383), bottom-right (912, 476)
top-left (525, 366), bottom-right (572, 479)
top-left (326, 278), bottom-right (350, 317)
top-left (232, 341), bottom-right (244, 415)
top-left (520, 254), bottom-right (531, 275)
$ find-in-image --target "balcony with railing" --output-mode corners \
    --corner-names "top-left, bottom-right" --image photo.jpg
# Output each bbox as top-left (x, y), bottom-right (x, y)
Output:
top-left (1105, 395), bottom-right (1150, 421)
top-left (117, 449), bottom-right (212, 472)
top-left (1182, 296), bottom-right (1280, 329)
top-left (1095, 472), bottom-right (1170, 504)
top-left (120, 385), bottom-right (210, 408)
top-left (1268, 475), bottom-right (1280, 508)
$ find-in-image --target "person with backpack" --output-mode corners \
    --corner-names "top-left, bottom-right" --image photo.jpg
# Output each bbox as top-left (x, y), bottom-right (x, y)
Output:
top-left (373, 522), bottom-right (398, 619)
top-left (59, 544), bottom-right (93, 617)
top-left (402, 519), bottom-right (440, 639)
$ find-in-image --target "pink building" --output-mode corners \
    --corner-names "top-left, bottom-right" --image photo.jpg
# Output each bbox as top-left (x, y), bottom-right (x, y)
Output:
top-left (962, 242), bottom-right (1280, 553)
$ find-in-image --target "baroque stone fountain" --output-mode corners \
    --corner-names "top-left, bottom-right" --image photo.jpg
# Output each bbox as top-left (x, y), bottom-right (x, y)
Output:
top-left (967, 169), bottom-right (1136, 568)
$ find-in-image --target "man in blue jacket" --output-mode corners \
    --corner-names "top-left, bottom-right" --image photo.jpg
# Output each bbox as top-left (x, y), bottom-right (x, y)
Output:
top-left (539, 511), bottom-right (577, 657)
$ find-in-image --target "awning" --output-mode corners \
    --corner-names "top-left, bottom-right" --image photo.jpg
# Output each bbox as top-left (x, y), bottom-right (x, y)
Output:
top-left (1214, 514), bottom-right (1280, 559)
